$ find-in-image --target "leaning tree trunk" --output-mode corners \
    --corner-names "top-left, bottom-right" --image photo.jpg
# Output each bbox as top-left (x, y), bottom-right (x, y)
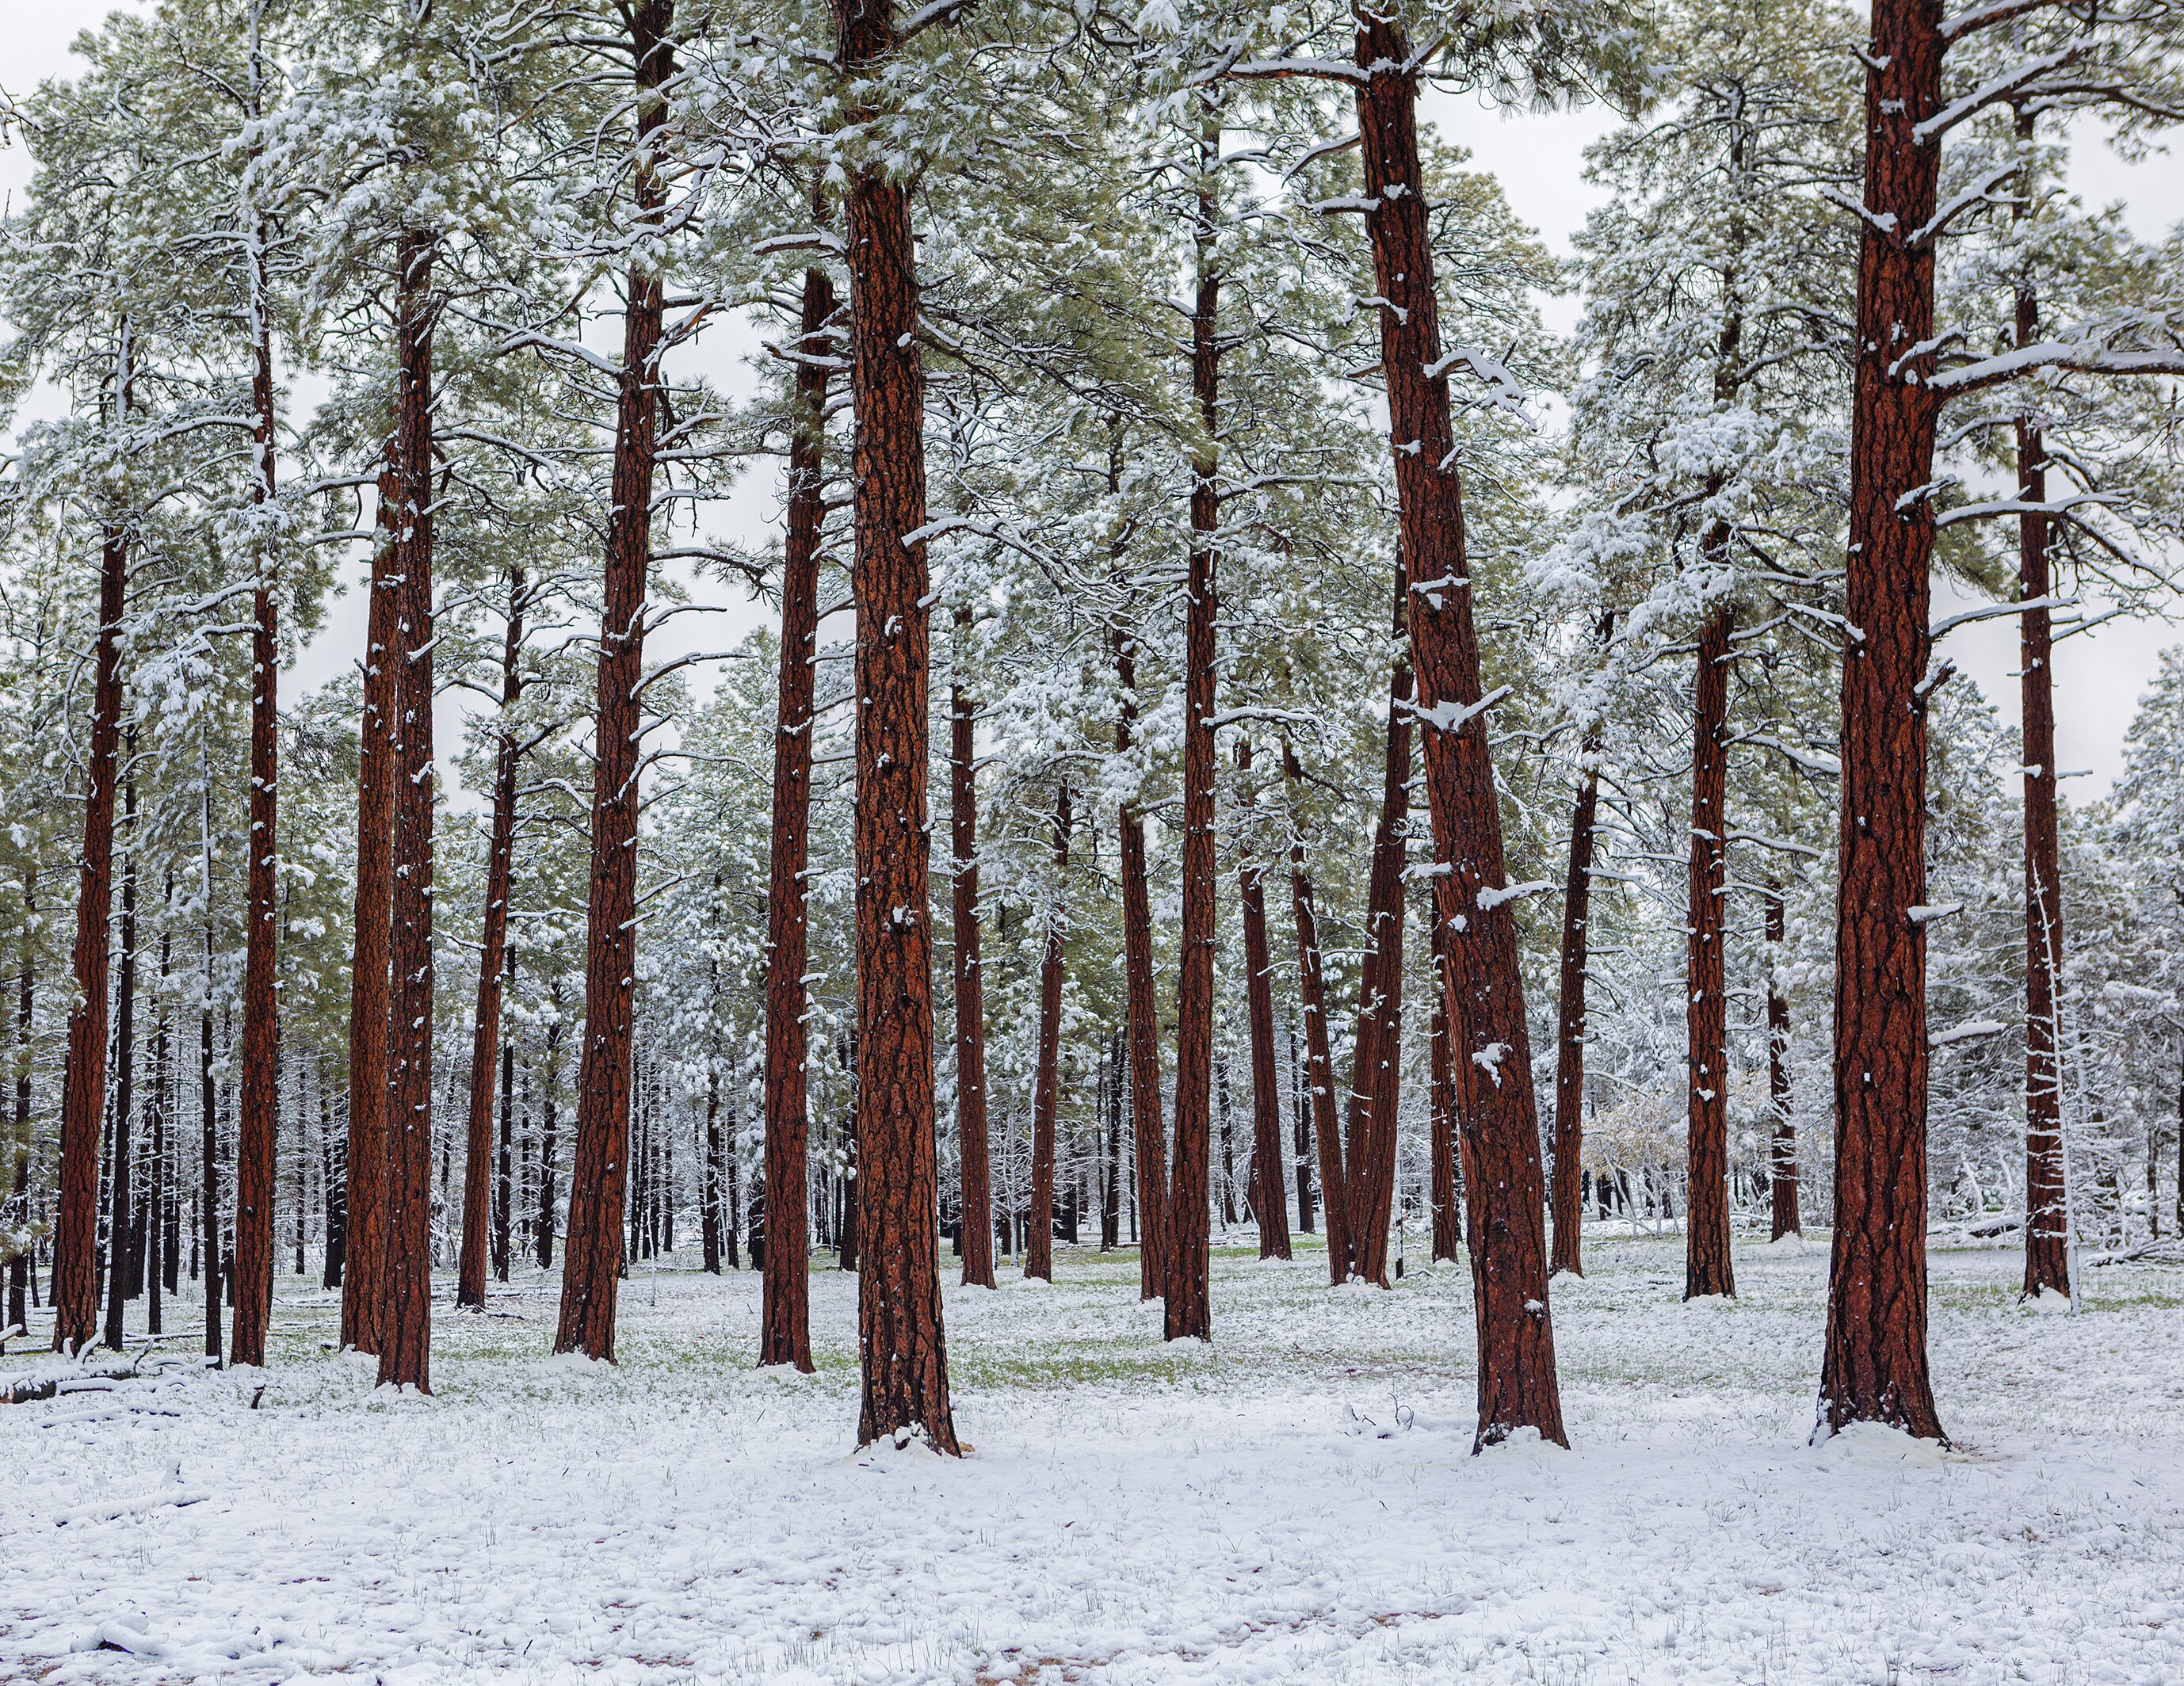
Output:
top-left (1025, 784), bottom-right (1071, 1282)
top-left (951, 613), bottom-right (996, 1290)
top-left (342, 458), bottom-right (399, 1354)
top-left (52, 331), bottom-right (132, 1357)
top-left (1686, 598), bottom-right (1735, 1300)
top-left (761, 255), bottom-right (834, 1365)
top-left (837, 0), bottom-right (958, 1451)
top-left (379, 229), bottom-right (437, 1394)
top-left (558, 6), bottom-right (673, 1364)
top-left (1766, 882), bottom-right (1799, 1238)
top-left (1430, 899), bottom-right (1460, 1261)
top-left (458, 572), bottom-right (525, 1310)
top-left (1355, 18), bottom-right (1564, 1448)
top-left (1114, 627), bottom-right (1168, 1300)
top-left (101, 776), bottom-right (139, 1354)
top-left (1819, 0), bottom-right (1946, 1442)
top-left (1283, 745), bottom-right (1350, 1284)
top-left (1548, 616), bottom-right (1609, 1278)
top-left (1235, 740), bottom-right (1291, 1260)
top-left (1345, 563), bottom-right (1412, 1288)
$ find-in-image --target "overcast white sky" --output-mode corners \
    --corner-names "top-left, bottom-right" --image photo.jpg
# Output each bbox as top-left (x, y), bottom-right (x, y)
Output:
top-left (6, 3), bottom-right (2182, 795)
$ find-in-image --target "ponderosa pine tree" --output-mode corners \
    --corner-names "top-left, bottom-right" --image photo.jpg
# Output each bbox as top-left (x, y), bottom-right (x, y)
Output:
top-left (1025, 784), bottom-right (1071, 1282)
top-left (952, 610), bottom-right (997, 1291)
top-left (1233, 739), bottom-right (1291, 1259)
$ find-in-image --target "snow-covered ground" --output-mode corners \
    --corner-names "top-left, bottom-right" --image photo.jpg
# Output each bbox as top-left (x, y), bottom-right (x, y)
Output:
top-left (6, 1229), bottom-right (2182, 1684)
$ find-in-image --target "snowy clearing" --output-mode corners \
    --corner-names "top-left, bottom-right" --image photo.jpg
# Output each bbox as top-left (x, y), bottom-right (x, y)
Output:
top-left (5, 1232), bottom-right (2182, 1685)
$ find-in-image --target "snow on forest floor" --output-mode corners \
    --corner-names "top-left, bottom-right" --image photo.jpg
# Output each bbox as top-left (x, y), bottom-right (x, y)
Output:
top-left (6, 1230), bottom-right (2184, 1685)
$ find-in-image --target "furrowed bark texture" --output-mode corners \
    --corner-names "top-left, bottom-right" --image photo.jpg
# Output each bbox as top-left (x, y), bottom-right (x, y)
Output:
top-left (762, 258), bottom-right (834, 1365)
top-left (951, 615), bottom-right (995, 1290)
top-left (559, 4), bottom-right (672, 1364)
top-left (1284, 745), bottom-right (1349, 1284)
top-left (379, 230), bottom-right (437, 1394)
top-left (1548, 621), bottom-right (1608, 1277)
top-left (458, 574), bottom-right (525, 1310)
top-left (1430, 906), bottom-right (1460, 1262)
top-left (200, 935), bottom-right (220, 1364)
top-left (1686, 601), bottom-right (1735, 1300)
top-left (1821, 0), bottom-right (1945, 1442)
top-left (1766, 883), bottom-right (1799, 1238)
top-left (1026, 785), bottom-right (1071, 1282)
top-left (342, 460), bottom-right (399, 1356)
top-left (838, 0), bottom-right (957, 1449)
top-left (102, 780), bottom-right (139, 1354)
top-left (1235, 741), bottom-right (1291, 1259)
top-left (231, 300), bottom-right (281, 1368)
top-left (1356, 19), bottom-right (1564, 1448)
top-left (1115, 629), bottom-right (1167, 1300)
top-left (8, 885), bottom-right (32, 1341)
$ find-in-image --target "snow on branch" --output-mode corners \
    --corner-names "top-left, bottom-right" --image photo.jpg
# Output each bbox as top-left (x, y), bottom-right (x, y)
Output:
top-left (1930, 592), bottom-right (2079, 638)
top-left (1476, 880), bottom-right (1556, 912)
top-left (1911, 49), bottom-right (2076, 143)
top-left (1424, 346), bottom-right (1537, 429)
top-left (1930, 1017), bottom-right (2007, 1046)
top-left (1935, 490), bottom-right (2121, 528)
top-left (1401, 684), bottom-right (1511, 734)
top-left (1930, 328), bottom-right (2184, 395)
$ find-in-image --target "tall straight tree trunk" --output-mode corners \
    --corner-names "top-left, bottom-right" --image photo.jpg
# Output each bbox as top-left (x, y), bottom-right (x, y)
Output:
top-left (1345, 563), bottom-right (1412, 1288)
top-left (1354, 19), bottom-right (1564, 1448)
top-left (102, 772), bottom-right (139, 1352)
top-left (2015, 277), bottom-right (2069, 1300)
top-left (200, 925), bottom-right (222, 1365)
top-left (1820, 0), bottom-right (1945, 1442)
top-left (342, 457), bottom-right (399, 1353)
top-left (1686, 599), bottom-right (1735, 1299)
top-left (952, 612), bottom-right (995, 1290)
top-left (53, 326), bottom-right (132, 1356)
top-left (1766, 882), bottom-right (1798, 1238)
top-left (379, 230), bottom-right (437, 1393)
top-left (1166, 155), bottom-right (1221, 1344)
top-left (147, 933), bottom-right (169, 1334)
top-left (1430, 902), bottom-right (1460, 1261)
top-left (835, 0), bottom-right (958, 1451)
top-left (558, 5), bottom-right (673, 1362)
top-left (232, 252), bottom-right (282, 1369)
top-left (536, 997), bottom-right (560, 1268)
top-left (761, 255), bottom-right (834, 1365)
top-left (1025, 784), bottom-right (1071, 1281)
top-left (1114, 626), bottom-right (1167, 1299)
top-left (7, 879), bottom-right (32, 1341)
top-left (459, 573), bottom-right (526, 1310)
top-left (1283, 746), bottom-right (1349, 1284)
top-left (1548, 613), bottom-right (1609, 1277)
top-left (494, 954), bottom-right (515, 1282)
top-left (1235, 740), bottom-right (1291, 1259)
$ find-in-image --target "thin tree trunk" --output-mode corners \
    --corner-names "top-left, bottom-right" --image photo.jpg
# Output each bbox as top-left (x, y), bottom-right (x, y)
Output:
top-left (1235, 740), bottom-right (1291, 1259)
top-left (836, 0), bottom-right (957, 1450)
top-left (7, 877), bottom-right (32, 1341)
top-left (1114, 627), bottom-right (1168, 1299)
top-left (1026, 784), bottom-right (1071, 1282)
top-left (147, 930), bottom-right (168, 1334)
top-left (1283, 745), bottom-right (1349, 1284)
top-left (759, 254), bottom-right (834, 1365)
top-left (1819, 0), bottom-right (1946, 1442)
top-left (102, 771), bottom-right (139, 1352)
top-left (951, 611), bottom-right (995, 1289)
top-left (1290, 1023), bottom-right (1314, 1235)
top-left (459, 573), bottom-right (525, 1310)
top-left (1766, 882), bottom-right (1799, 1238)
top-left (557, 6), bottom-right (673, 1362)
top-left (1355, 19), bottom-right (1564, 1448)
top-left (536, 994), bottom-right (560, 1268)
top-left (1548, 612), bottom-right (1610, 1278)
top-left (200, 921), bottom-right (222, 1367)
top-left (53, 327), bottom-right (132, 1356)
top-left (379, 229), bottom-right (438, 1393)
top-left (1686, 600), bottom-right (1736, 1299)
top-left (1430, 902), bottom-right (1460, 1261)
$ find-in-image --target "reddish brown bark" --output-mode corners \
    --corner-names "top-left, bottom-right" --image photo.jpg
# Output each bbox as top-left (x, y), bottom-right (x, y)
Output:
top-left (53, 329), bottom-right (132, 1357)
top-left (951, 613), bottom-right (995, 1290)
top-left (1356, 18), bottom-right (1563, 1447)
top-left (200, 928), bottom-right (221, 1365)
top-left (1235, 740), bottom-right (1291, 1259)
top-left (232, 299), bottom-right (281, 1367)
top-left (378, 229), bottom-right (437, 1393)
top-left (102, 773), bottom-right (139, 1354)
top-left (7, 878), bottom-right (32, 1342)
top-left (1282, 745), bottom-right (1349, 1284)
top-left (1114, 627), bottom-right (1168, 1299)
top-left (837, 0), bottom-right (957, 1451)
top-left (1025, 784), bottom-right (1071, 1281)
top-left (1548, 616), bottom-right (1609, 1278)
top-left (1686, 601), bottom-right (1735, 1299)
top-left (458, 570), bottom-right (525, 1310)
top-left (1821, 0), bottom-right (1945, 1442)
top-left (342, 456), bottom-right (399, 1356)
top-left (558, 6), bottom-right (673, 1364)
top-left (1766, 883), bottom-right (1798, 1239)
top-left (1429, 904), bottom-right (1459, 1262)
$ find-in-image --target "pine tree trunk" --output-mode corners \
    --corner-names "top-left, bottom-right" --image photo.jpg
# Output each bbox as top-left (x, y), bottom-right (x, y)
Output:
top-left (1114, 627), bottom-right (1167, 1299)
top-left (836, 0), bottom-right (957, 1450)
top-left (379, 230), bottom-right (438, 1393)
top-left (537, 998), bottom-right (560, 1268)
top-left (1548, 616), bottom-right (1609, 1277)
top-left (1430, 906), bottom-right (1460, 1261)
top-left (102, 776), bottom-right (139, 1352)
top-left (1355, 20), bottom-right (1564, 1448)
top-left (342, 459), bottom-right (399, 1354)
top-left (53, 329), bottom-right (132, 1356)
top-left (1766, 883), bottom-right (1799, 1238)
top-left (7, 880), bottom-right (32, 1341)
top-left (951, 616), bottom-right (995, 1290)
top-left (459, 577), bottom-right (525, 1310)
top-left (200, 925), bottom-right (222, 1365)
top-left (1820, 0), bottom-right (1946, 1442)
top-left (1686, 599), bottom-right (1736, 1299)
top-left (761, 256), bottom-right (834, 1365)
top-left (558, 9), bottom-right (673, 1361)
top-left (1235, 741), bottom-right (1291, 1259)
top-left (1025, 784), bottom-right (1070, 1281)
top-left (1283, 746), bottom-right (1349, 1284)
